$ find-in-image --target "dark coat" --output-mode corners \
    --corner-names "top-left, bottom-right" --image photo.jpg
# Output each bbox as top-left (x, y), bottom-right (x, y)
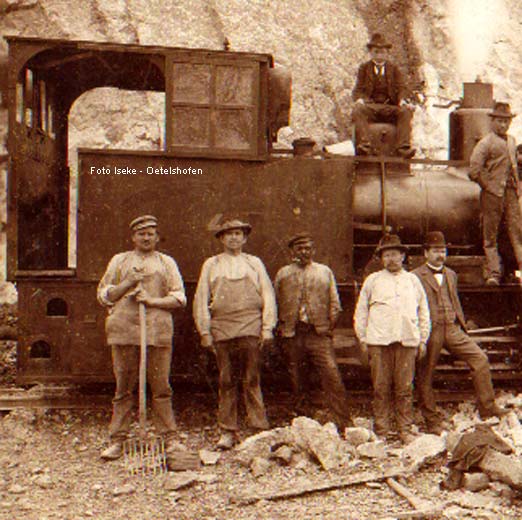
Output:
top-left (352, 60), bottom-right (407, 106)
top-left (412, 263), bottom-right (466, 330)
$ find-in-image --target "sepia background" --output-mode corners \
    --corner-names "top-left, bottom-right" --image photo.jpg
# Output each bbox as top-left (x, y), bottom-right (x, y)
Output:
top-left (1, 0), bottom-right (522, 285)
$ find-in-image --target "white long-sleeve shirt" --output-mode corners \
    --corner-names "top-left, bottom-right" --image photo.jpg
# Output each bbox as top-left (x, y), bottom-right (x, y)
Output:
top-left (354, 268), bottom-right (430, 347)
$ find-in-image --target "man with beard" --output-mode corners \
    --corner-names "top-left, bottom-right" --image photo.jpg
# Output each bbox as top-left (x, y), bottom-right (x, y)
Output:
top-left (193, 219), bottom-right (276, 450)
top-left (413, 231), bottom-right (507, 434)
top-left (274, 233), bottom-right (351, 429)
top-left (354, 234), bottom-right (430, 443)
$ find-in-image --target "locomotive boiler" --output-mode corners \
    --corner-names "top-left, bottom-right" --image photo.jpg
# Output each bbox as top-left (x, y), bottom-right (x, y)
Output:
top-left (4, 36), bottom-right (522, 386)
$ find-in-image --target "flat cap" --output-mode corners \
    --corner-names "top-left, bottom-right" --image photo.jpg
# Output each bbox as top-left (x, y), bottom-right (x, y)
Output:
top-left (215, 219), bottom-right (252, 238)
top-left (129, 215), bottom-right (158, 231)
top-left (288, 233), bottom-right (313, 248)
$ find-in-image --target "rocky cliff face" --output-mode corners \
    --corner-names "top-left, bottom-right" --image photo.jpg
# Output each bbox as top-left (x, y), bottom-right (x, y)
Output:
top-left (1, 0), bottom-right (521, 278)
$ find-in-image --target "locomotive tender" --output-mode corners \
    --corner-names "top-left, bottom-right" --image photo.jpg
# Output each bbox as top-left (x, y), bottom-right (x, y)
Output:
top-left (4, 36), bottom-right (522, 385)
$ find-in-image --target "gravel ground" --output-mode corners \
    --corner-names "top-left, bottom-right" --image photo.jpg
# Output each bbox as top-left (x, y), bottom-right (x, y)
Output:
top-left (0, 390), bottom-right (521, 520)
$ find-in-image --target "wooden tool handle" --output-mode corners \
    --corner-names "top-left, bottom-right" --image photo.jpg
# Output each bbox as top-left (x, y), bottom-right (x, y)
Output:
top-left (138, 302), bottom-right (147, 438)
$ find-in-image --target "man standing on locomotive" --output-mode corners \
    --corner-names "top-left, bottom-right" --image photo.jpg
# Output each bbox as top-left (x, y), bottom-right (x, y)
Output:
top-left (352, 33), bottom-right (416, 158)
top-left (469, 102), bottom-right (522, 286)
top-left (97, 215), bottom-right (187, 460)
top-left (413, 231), bottom-right (507, 433)
top-left (193, 219), bottom-right (276, 450)
top-left (354, 234), bottom-right (430, 444)
top-left (274, 233), bottom-right (352, 429)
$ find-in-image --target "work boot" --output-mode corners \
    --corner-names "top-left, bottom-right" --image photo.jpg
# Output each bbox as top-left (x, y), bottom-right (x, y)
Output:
top-left (426, 419), bottom-right (451, 435)
top-left (485, 277), bottom-right (500, 287)
top-left (396, 146), bottom-right (416, 159)
top-left (216, 431), bottom-right (236, 450)
top-left (100, 442), bottom-right (123, 461)
top-left (398, 430), bottom-right (417, 445)
top-left (356, 143), bottom-right (372, 156)
top-left (479, 404), bottom-right (509, 420)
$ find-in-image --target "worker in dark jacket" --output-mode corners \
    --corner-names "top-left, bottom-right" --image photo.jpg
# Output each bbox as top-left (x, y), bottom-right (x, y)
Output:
top-left (352, 33), bottom-right (415, 158)
top-left (274, 233), bottom-right (351, 429)
top-left (469, 102), bottom-right (522, 285)
top-left (413, 231), bottom-right (507, 434)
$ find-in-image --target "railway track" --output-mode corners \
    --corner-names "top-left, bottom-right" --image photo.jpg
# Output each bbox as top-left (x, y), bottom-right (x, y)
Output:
top-left (0, 384), bottom-right (515, 411)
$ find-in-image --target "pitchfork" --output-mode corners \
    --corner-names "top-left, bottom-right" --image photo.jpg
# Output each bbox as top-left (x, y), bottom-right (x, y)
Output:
top-left (123, 300), bottom-right (167, 475)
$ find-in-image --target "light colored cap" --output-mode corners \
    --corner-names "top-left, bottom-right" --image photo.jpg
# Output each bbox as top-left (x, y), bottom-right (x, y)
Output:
top-left (129, 215), bottom-right (158, 231)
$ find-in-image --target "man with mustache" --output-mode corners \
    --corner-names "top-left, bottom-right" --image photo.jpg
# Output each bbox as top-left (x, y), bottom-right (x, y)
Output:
top-left (97, 215), bottom-right (187, 460)
top-left (274, 233), bottom-right (351, 429)
top-left (354, 234), bottom-right (430, 443)
top-left (413, 231), bottom-right (507, 434)
top-left (469, 102), bottom-right (522, 285)
top-left (193, 219), bottom-right (276, 450)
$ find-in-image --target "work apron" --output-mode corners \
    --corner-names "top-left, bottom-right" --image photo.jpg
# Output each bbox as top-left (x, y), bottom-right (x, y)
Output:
top-left (210, 276), bottom-right (263, 341)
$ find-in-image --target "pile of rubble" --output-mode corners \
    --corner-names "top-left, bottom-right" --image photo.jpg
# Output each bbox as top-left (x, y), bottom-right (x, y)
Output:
top-left (217, 394), bottom-right (522, 517)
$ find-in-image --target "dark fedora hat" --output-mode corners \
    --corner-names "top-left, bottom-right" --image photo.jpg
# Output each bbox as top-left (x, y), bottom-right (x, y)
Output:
top-left (288, 232), bottom-right (313, 248)
top-left (489, 101), bottom-right (516, 119)
top-left (423, 231), bottom-right (447, 249)
top-left (367, 33), bottom-right (392, 49)
top-left (375, 234), bottom-right (407, 255)
top-left (214, 218), bottom-right (252, 238)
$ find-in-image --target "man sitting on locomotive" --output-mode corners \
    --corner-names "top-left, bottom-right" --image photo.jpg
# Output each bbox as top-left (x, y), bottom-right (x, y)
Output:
top-left (97, 215), bottom-right (187, 460)
top-left (352, 33), bottom-right (416, 158)
top-left (193, 219), bottom-right (276, 450)
top-left (469, 102), bottom-right (522, 286)
top-left (413, 231), bottom-right (507, 434)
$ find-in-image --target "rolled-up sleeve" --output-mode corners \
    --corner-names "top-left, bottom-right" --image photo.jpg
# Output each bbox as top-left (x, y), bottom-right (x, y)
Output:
top-left (163, 255), bottom-right (187, 307)
top-left (97, 254), bottom-right (122, 307)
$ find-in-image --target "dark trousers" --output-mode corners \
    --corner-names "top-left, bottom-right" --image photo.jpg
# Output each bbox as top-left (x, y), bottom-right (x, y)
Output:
top-left (215, 336), bottom-right (269, 432)
top-left (283, 324), bottom-right (351, 424)
top-left (416, 322), bottom-right (496, 426)
top-left (481, 187), bottom-right (522, 279)
top-left (368, 343), bottom-right (417, 435)
top-left (352, 102), bottom-right (413, 149)
top-left (109, 344), bottom-right (177, 442)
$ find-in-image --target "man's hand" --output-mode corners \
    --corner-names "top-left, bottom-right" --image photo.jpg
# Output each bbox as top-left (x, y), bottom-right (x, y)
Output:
top-left (399, 99), bottom-right (415, 110)
top-left (135, 288), bottom-right (153, 306)
top-left (417, 341), bottom-right (427, 361)
top-left (355, 98), bottom-right (365, 105)
top-left (360, 342), bottom-right (369, 367)
top-left (200, 335), bottom-right (216, 355)
top-left (128, 267), bottom-right (146, 286)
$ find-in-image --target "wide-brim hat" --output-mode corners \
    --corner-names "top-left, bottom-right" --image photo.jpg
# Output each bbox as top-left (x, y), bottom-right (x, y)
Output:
top-left (489, 102), bottom-right (516, 119)
top-left (214, 219), bottom-right (252, 238)
top-left (288, 232), bottom-right (313, 248)
top-left (367, 33), bottom-right (392, 49)
top-left (375, 234), bottom-right (407, 255)
top-left (423, 231), bottom-right (447, 249)
top-left (129, 215), bottom-right (158, 231)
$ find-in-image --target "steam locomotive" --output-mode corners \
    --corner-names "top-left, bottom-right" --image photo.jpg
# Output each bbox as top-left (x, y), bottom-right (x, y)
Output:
top-left (4, 36), bottom-right (522, 386)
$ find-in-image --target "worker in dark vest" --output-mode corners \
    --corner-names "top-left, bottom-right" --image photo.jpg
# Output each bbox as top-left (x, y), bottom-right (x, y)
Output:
top-left (274, 233), bottom-right (351, 429)
top-left (352, 33), bottom-right (415, 158)
top-left (413, 231), bottom-right (508, 434)
top-left (193, 219), bottom-right (277, 450)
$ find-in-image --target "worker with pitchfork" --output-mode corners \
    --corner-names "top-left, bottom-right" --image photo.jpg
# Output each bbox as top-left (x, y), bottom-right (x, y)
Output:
top-left (97, 215), bottom-right (186, 460)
